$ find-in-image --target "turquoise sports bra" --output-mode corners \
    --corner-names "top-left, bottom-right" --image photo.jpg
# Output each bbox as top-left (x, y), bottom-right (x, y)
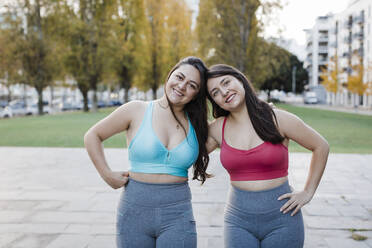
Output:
top-left (128, 101), bottom-right (199, 178)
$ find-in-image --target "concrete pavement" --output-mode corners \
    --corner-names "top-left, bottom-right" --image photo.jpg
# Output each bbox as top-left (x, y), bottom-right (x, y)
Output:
top-left (0, 147), bottom-right (371, 248)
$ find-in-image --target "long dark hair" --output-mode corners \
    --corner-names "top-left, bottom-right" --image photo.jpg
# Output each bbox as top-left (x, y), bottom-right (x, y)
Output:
top-left (164, 56), bottom-right (211, 183)
top-left (207, 64), bottom-right (284, 144)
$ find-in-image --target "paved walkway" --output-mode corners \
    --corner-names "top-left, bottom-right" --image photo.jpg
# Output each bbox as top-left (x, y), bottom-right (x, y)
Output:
top-left (0, 147), bottom-right (371, 248)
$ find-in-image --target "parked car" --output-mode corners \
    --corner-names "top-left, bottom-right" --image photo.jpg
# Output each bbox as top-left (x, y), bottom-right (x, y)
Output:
top-left (26, 101), bottom-right (50, 115)
top-left (8, 100), bottom-right (27, 116)
top-left (304, 91), bottom-right (318, 104)
top-left (0, 107), bottom-right (12, 118)
top-left (107, 99), bottom-right (123, 107)
top-left (0, 100), bottom-right (8, 108)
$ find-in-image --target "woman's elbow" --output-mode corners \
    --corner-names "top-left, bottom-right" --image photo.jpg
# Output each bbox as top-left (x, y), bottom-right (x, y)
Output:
top-left (318, 138), bottom-right (330, 155)
top-left (84, 129), bottom-right (95, 148)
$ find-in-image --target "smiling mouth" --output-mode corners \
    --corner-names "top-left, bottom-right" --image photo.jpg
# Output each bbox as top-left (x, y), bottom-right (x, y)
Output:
top-left (225, 93), bottom-right (236, 103)
top-left (173, 88), bottom-right (184, 97)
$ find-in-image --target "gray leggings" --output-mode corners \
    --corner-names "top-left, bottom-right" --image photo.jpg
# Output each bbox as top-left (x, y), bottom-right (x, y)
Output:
top-left (116, 178), bottom-right (197, 248)
top-left (225, 181), bottom-right (304, 248)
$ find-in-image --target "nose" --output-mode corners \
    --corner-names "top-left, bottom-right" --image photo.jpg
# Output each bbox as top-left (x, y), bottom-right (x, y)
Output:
top-left (178, 81), bottom-right (187, 91)
top-left (221, 88), bottom-right (229, 97)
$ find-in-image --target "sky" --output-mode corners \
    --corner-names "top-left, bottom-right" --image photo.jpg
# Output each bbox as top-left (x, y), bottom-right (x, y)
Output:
top-left (186, 0), bottom-right (351, 46)
top-left (263, 0), bottom-right (350, 45)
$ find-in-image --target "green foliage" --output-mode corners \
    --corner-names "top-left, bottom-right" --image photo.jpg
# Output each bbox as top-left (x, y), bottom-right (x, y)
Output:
top-left (260, 42), bottom-right (307, 93)
top-left (0, 13), bottom-right (23, 101)
top-left (348, 59), bottom-right (367, 96)
top-left (197, 0), bottom-right (262, 75)
top-left (320, 55), bottom-right (340, 93)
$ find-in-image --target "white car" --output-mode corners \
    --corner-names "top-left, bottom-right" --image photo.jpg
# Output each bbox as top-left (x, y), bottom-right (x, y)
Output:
top-left (26, 102), bottom-right (50, 115)
top-left (8, 100), bottom-right (27, 116)
top-left (0, 107), bottom-right (13, 118)
top-left (304, 92), bottom-right (318, 104)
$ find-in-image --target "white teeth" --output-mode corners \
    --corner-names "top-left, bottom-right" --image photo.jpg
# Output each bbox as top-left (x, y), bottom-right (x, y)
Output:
top-left (173, 88), bottom-right (183, 97)
top-left (226, 94), bottom-right (235, 103)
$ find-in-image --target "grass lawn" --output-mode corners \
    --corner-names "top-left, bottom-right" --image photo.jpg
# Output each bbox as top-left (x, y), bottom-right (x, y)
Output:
top-left (0, 108), bottom-right (126, 148)
top-left (277, 104), bottom-right (372, 153)
top-left (0, 104), bottom-right (371, 153)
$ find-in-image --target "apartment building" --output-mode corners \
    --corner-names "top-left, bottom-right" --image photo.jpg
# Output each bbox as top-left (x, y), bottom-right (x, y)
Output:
top-left (305, 0), bottom-right (372, 107)
top-left (304, 14), bottom-right (334, 87)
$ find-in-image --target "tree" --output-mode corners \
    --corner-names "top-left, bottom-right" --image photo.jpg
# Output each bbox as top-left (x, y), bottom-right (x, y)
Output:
top-left (347, 60), bottom-right (367, 106)
top-left (13, 0), bottom-right (62, 115)
top-left (135, 0), bottom-right (192, 99)
top-left (108, 0), bottom-right (148, 103)
top-left (196, 0), bottom-right (282, 87)
top-left (366, 62), bottom-right (372, 99)
top-left (63, 0), bottom-right (116, 112)
top-left (259, 41), bottom-right (307, 97)
top-left (140, 0), bottom-right (168, 99)
top-left (164, 0), bottom-right (193, 65)
top-left (0, 12), bottom-right (23, 103)
top-left (320, 55), bottom-right (340, 105)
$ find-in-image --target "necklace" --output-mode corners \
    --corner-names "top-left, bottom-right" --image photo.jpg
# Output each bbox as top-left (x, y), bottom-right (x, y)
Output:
top-left (157, 101), bottom-right (168, 109)
top-left (158, 101), bottom-right (180, 130)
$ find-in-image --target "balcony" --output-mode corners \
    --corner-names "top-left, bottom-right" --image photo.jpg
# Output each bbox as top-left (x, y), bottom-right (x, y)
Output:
top-left (319, 59), bottom-right (328, 65)
top-left (354, 14), bottom-right (365, 24)
top-left (357, 47), bottom-right (364, 57)
top-left (318, 46), bottom-right (328, 54)
top-left (353, 31), bottom-right (364, 40)
top-left (344, 21), bottom-right (352, 29)
top-left (344, 36), bottom-right (352, 43)
top-left (318, 36), bottom-right (329, 42)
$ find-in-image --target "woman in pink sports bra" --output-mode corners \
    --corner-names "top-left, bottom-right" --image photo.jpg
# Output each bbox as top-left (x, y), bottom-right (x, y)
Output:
top-left (205, 64), bottom-right (329, 248)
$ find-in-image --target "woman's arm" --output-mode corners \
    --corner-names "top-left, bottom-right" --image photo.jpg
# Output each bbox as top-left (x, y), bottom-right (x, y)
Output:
top-left (206, 118), bottom-right (223, 154)
top-left (84, 101), bottom-right (144, 189)
top-left (275, 109), bottom-right (330, 216)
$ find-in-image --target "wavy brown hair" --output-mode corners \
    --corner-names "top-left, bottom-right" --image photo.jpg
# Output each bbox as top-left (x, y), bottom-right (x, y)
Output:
top-left (207, 64), bottom-right (285, 144)
top-left (164, 56), bottom-right (211, 183)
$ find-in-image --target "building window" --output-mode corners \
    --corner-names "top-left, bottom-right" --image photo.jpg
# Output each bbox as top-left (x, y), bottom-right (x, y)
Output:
top-left (369, 5), bottom-right (371, 18)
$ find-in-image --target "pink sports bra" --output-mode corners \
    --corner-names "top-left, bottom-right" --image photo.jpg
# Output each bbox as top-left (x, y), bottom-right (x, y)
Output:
top-left (220, 117), bottom-right (288, 181)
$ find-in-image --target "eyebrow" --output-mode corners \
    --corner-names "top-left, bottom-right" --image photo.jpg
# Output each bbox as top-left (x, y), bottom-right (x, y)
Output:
top-left (178, 72), bottom-right (200, 89)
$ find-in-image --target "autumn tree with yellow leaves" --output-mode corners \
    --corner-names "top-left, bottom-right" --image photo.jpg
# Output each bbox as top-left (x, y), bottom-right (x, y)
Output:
top-left (347, 54), bottom-right (367, 106)
top-left (320, 55), bottom-right (341, 104)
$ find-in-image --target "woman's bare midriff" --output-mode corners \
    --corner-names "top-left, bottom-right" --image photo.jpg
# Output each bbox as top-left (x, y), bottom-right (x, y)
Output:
top-left (129, 172), bottom-right (188, 184)
top-left (231, 176), bottom-right (288, 191)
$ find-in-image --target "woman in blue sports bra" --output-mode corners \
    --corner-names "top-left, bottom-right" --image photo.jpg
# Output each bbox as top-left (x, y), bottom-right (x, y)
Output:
top-left (84, 57), bottom-right (210, 247)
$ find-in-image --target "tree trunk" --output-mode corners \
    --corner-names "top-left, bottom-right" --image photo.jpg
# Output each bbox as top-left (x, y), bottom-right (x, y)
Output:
top-left (37, 87), bottom-right (44, 115)
top-left (152, 86), bottom-right (157, 100)
top-left (50, 85), bottom-right (54, 108)
top-left (124, 86), bottom-right (130, 103)
top-left (6, 85), bottom-right (11, 103)
top-left (92, 89), bottom-right (98, 112)
top-left (82, 91), bottom-right (89, 112)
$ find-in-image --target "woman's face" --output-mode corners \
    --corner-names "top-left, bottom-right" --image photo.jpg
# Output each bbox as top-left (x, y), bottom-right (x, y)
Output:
top-left (207, 75), bottom-right (245, 111)
top-left (165, 64), bottom-right (201, 106)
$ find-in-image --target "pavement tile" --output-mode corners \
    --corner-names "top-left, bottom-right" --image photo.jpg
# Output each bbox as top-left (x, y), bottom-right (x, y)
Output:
top-left (45, 234), bottom-right (90, 248)
top-left (1, 147), bottom-right (372, 248)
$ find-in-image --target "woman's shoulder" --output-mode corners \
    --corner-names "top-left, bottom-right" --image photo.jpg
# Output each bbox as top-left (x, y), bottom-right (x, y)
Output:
top-left (118, 100), bottom-right (148, 111)
top-left (209, 116), bottom-right (225, 135)
top-left (272, 108), bottom-right (304, 132)
top-left (209, 116), bottom-right (225, 127)
top-left (113, 100), bottom-right (149, 119)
